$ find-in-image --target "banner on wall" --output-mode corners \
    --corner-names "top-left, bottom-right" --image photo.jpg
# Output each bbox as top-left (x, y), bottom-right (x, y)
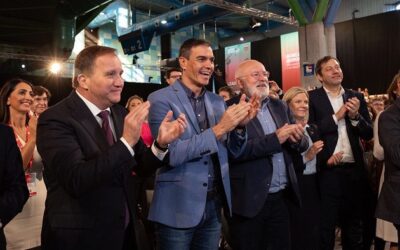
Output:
top-left (224, 42), bottom-right (251, 86)
top-left (280, 32), bottom-right (300, 91)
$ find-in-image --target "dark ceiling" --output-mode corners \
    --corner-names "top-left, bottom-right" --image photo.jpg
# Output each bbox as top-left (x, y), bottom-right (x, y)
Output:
top-left (0, 0), bottom-right (291, 73)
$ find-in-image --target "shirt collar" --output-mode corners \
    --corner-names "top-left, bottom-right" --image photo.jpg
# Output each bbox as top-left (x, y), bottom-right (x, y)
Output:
top-left (323, 85), bottom-right (345, 98)
top-left (180, 81), bottom-right (206, 99)
top-left (75, 90), bottom-right (111, 117)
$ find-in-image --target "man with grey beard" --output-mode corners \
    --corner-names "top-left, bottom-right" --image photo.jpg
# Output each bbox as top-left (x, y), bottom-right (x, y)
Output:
top-left (226, 59), bottom-right (308, 250)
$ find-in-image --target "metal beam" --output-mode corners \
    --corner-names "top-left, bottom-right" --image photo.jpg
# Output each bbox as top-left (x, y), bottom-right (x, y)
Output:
top-left (191, 0), bottom-right (297, 26)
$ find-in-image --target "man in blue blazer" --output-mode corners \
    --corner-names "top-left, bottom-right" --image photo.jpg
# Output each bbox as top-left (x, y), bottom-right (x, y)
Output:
top-left (226, 60), bottom-right (308, 250)
top-left (308, 56), bottom-right (373, 250)
top-left (0, 124), bottom-right (29, 250)
top-left (148, 39), bottom-right (258, 250)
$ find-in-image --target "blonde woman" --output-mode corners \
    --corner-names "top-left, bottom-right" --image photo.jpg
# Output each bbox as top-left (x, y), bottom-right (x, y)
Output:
top-left (283, 87), bottom-right (324, 250)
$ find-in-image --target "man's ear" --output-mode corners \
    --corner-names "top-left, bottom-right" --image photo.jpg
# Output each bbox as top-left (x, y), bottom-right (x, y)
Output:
top-left (236, 78), bottom-right (244, 90)
top-left (77, 74), bottom-right (89, 90)
top-left (316, 74), bottom-right (323, 83)
top-left (179, 56), bottom-right (187, 70)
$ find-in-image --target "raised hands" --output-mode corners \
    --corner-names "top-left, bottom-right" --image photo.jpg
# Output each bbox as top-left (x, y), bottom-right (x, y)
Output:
top-left (238, 93), bottom-right (260, 127)
top-left (275, 123), bottom-right (305, 144)
top-left (156, 111), bottom-right (187, 148)
top-left (335, 97), bottom-right (360, 121)
top-left (212, 94), bottom-right (252, 139)
top-left (327, 151), bottom-right (344, 166)
top-left (304, 140), bottom-right (324, 162)
top-left (122, 101), bottom-right (150, 147)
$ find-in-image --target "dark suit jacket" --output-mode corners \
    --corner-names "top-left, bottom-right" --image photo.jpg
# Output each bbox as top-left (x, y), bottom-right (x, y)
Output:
top-left (37, 91), bottom-right (163, 250)
top-left (376, 98), bottom-right (400, 225)
top-left (0, 124), bottom-right (29, 250)
top-left (227, 97), bottom-right (308, 218)
top-left (308, 87), bottom-right (373, 168)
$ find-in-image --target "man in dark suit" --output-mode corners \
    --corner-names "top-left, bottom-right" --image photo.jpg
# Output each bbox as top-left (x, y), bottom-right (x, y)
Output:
top-left (308, 56), bottom-right (373, 250)
top-left (226, 59), bottom-right (308, 250)
top-left (0, 124), bottom-right (29, 250)
top-left (375, 74), bottom-right (400, 243)
top-left (37, 45), bottom-right (187, 250)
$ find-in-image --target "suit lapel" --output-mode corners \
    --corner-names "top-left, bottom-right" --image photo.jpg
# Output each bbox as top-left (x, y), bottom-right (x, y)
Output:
top-left (67, 92), bottom-right (110, 151)
top-left (173, 82), bottom-right (201, 133)
top-left (204, 93), bottom-right (216, 128)
top-left (267, 100), bottom-right (284, 128)
top-left (110, 106), bottom-right (124, 138)
top-left (316, 87), bottom-right (335, 115)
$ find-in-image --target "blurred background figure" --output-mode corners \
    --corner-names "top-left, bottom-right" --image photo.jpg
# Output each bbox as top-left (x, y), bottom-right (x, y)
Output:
top-left (283, 87), bottom-right (324, 250)
top-left (164, 68), bottom-right (182, 85)
top-left (375, 71), bottom-right (400, 250)
top-left (268, 80), bottom-right (283, 99)
top-left (31, 86), bottom-right (51, 117)
top-left (125, 95), bottom-right (153, 147)
top-left (218, 86), bottom-right (235, 101)
top-left (0, 123), bottom-right (29, 250)
top-left (0, 78), bottom-right (46, 250)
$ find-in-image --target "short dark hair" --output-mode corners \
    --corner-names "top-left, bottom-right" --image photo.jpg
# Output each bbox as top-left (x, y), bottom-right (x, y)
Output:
top-left (179, 38), bottom-right (212, 59)
top-left (73, 46), bottom-right (117, 88)
top-left (315, 56), bottom-right (339, 76)
top-left (218, 86), bottom-right (234, 98)
top-left (165, 68), bottom-right (182, 79)
top-left (0, 78), bottom-right (33, 124)
top-left (32, 85), bottom-right (51, 100)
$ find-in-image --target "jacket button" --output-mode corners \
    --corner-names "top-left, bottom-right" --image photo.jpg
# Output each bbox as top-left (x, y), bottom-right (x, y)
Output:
top-left (203, 183), bottom-right (207, 187)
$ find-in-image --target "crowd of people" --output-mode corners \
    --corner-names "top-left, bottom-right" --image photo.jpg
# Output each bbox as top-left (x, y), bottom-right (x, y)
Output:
top-left (0, 38), bottom-right (399, 250)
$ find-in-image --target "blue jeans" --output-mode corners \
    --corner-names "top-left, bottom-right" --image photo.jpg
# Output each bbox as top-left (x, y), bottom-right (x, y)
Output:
top-left (155, 198), bottom-right (222, 250)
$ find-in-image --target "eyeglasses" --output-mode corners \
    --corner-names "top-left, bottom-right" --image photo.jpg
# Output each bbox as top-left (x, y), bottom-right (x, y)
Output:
top-left (169, 75), bottom-right (181, 79)
top-left (238, 71), bottom-right (270, 80)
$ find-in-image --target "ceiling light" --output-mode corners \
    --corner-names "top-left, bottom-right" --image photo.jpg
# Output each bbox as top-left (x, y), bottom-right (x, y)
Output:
top-left (21, 64), bottom-right (26, 69)
top-left (49, 62), bottom-right (61, 74)
top-left (161, 20), bottom-right (167, 24)
top-left (396, 3), bottom-right (400, 10)
top-left (239, 37), bottom-right (244, 41)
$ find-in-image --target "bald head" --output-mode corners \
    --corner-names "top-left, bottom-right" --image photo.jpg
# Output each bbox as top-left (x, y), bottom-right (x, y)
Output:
top-left (235, 60), bottom-right (270, 100)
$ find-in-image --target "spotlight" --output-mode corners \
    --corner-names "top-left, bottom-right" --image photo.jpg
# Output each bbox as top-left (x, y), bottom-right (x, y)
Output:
top-left (21, 64), bottom-right (26, 69)
top-left (161, 20), bottom-right (167, 24)
top-left (396, 3), bottom-right (400, 10)
top-left (49, 62), bottom-right (61, 74)
top-left (239, 37), bottom-right (244, 41)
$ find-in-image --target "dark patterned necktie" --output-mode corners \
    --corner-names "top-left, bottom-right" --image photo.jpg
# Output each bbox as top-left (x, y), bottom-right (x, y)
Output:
top-left (98, 110), bottom-right (130, 228)
top-left (97, 110), bottom-right (115, 145)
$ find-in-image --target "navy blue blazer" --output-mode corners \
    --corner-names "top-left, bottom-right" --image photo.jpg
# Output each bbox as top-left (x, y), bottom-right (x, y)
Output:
top-left (308, 87), bottom-right (373, 168)
top-left (376, 98), bottom-right (400, 225)
top-left (227, 96), bottom-right (308, 218)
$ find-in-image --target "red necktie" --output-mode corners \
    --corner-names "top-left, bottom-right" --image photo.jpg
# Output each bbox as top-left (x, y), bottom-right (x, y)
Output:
top-left (98, 110), bottom-right (130, 228)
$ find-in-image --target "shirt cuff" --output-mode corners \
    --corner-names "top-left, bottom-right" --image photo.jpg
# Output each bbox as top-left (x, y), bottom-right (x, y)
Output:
top-left (120, 137), bottom-right (135, 157)
top-left (151, 143), bottom-right (168, 161)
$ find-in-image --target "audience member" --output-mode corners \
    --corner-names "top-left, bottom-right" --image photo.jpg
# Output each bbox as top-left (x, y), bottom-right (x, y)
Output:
top-left (0, 124), bottom-right (29, 250)
top-left (148, 39), bottom-right (258, 250)
top-left (164, 68), bottom-right (182, 85)
top-left (268, 80), bottom-right (283, 99)
top-left (126, 95), bottom-right (153, 147)
top-left (308, 56), bottom-right (373, 250)
top-left (31, 85), bottom-right (51, 116)
top-left (218, 86), bottom-right (235, 101)
top-left (36, 45), bottom-right (187, 250)
top-left (226, 60), bottom-right (308, 250)
top-left (0, 78), bottom-right (45, 249)
top-left (283, 87), bottom-right (324, 250)
top-left (375, 71), bottom-right (400, 250)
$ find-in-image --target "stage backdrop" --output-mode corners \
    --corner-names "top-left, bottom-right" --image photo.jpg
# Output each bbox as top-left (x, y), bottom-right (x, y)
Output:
top-left (280, 32), bottom-right (301, 92)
